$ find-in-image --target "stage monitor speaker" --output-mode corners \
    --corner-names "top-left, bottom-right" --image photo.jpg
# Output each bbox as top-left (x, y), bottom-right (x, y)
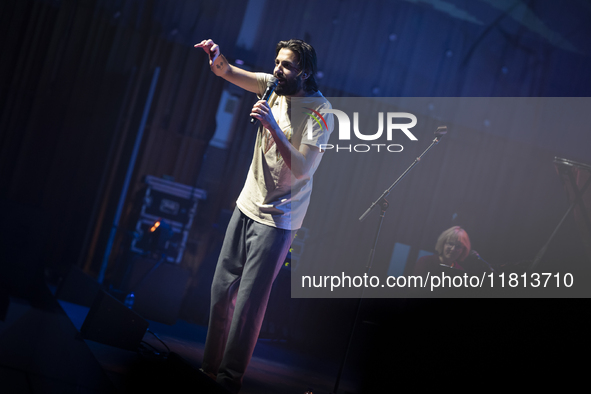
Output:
top-left (126, 257), bottom-right (189, 325)
top-left (80, 290), bottom-right (148, 351)
top-left (56, 265), bottom-right (101, 307)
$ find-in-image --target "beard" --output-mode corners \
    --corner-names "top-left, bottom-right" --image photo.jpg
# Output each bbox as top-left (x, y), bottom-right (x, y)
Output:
top-left (274, 74), bottom-right (303, 96)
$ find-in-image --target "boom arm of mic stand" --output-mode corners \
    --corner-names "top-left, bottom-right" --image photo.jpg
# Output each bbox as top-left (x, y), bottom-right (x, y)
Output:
top-left (359, 135), bottom-right (443, 222)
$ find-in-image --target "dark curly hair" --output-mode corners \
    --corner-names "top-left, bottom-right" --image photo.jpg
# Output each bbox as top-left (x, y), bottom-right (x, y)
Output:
top-left (275, 39), bottom-right (318, 93)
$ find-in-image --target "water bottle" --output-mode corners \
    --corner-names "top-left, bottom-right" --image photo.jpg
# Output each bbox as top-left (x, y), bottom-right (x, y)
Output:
top-left (124, 292), bottom-right (135, 309)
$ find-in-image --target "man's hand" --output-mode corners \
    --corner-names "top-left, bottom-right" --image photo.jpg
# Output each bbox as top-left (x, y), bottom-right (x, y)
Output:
top-left (194, 39), bottom-right (220, 65)
top-left (194, 38), bottom-right (259, 93)
top-left (250, 100), bottom-right (279, 132)
top-left (251, 100), bottom-right (320, 179)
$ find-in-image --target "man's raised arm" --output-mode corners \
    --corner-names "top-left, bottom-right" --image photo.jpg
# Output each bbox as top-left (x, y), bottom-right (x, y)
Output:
top-left (195, 39), bottom-right (259, 94)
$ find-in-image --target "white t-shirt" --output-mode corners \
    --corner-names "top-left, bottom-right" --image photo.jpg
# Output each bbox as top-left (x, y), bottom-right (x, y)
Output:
top-left (235, 73), bottom-right (334, 230)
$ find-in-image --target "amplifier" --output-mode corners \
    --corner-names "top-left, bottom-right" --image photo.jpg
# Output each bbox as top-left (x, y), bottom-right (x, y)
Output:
top-left (131, 176), bottom-right (206, 263)
top-left (139, 175), bottom-right (206, 227)
top-left (131, 218), bottom-right (188, 263)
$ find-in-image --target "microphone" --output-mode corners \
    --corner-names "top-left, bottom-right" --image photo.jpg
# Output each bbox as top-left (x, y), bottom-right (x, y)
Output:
top-left (250, 76), bottom-right (278, 124)
top-left (434, 126), bottom-right (447, 136)
top-left (433, 125), bottom-right (447, 144)
top-left (470, 250), bottom-right (495, 272)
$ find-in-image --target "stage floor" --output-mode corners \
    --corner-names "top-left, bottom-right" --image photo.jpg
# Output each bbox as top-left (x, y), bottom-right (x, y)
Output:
top-left (0, 284), bottom-right (358, 394)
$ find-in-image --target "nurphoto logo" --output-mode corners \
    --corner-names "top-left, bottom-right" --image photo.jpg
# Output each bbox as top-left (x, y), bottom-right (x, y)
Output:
top-left (306, 109), bottom-right (418, 153)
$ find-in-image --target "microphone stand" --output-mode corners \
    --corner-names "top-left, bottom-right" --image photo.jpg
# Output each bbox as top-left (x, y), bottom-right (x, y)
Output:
top-left (331, 127), bottom-right (447, 394)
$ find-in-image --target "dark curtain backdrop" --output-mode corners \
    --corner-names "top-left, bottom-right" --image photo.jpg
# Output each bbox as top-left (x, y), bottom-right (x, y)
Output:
top-left (223, 0), bottom-right (591, 276)
top-left (301, 101), bottom-right (590, 278)
top-left (2, 0), bottom-right (591, 363)
top-left (0, 0), bottom-right (247, 278)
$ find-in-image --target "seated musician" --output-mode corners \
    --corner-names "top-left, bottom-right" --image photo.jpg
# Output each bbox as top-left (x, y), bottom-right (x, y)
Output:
top-left (413, 226), bottom-right (471, 278)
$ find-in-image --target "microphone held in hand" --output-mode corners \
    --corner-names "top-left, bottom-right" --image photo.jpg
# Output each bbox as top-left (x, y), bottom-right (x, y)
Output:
top-left (250, 77), bottom-right (278, 124)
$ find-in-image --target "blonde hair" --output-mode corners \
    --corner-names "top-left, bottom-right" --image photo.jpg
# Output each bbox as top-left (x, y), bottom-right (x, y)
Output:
top-left (434, 226), bottom-right (471, 262)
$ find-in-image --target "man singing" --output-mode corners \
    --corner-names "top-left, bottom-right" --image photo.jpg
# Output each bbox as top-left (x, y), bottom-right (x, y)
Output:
top-left (194, 38), bottom-right (333, 393)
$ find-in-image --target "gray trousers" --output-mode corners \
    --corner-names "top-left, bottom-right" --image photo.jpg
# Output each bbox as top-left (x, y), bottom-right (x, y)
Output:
top-left (202, 207), bottom-right (293, 393)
